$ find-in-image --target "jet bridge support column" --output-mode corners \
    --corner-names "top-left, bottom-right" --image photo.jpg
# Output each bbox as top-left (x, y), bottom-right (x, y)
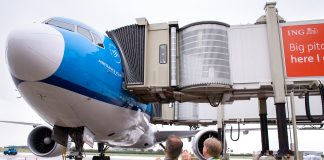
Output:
top-left (217, 104), bottom-right (225, 154)
top-left (259, 97), bottom-right (269, 155)
top-left (290, 91), bottom-right (300, 160)
top-left (265, 2), bottom-right (290, 158)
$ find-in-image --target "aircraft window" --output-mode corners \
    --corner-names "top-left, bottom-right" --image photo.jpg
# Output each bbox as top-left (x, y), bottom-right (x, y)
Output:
top-left (77, 26), bottom-right (93, 42)
top-left (92, 33), bottom-right (104, 48)
top-left (46, 19), bottom-right (75, 32)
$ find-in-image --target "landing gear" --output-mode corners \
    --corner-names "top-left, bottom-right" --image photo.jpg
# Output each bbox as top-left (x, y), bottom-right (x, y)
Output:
top-left (53, 126), bottom-right (107, 160)
top-left (92, 143), bottom-right (110, 160)
top-left (69, 127), bottom-right (85, 160)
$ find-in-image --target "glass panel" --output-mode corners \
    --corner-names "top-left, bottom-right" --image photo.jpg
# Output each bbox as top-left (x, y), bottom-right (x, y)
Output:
top-left (46, 19), bottom-right (75, 32)
top-left (159, 44), bottom-right (167, 64)
top-left (92, 33), bottom-right (104, 48)
top-left (77, 26), bottom-right (93, 42)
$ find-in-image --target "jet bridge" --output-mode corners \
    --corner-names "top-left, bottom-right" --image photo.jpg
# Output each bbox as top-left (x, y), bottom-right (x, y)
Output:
top-left (107, 19), bottom-right (234, 104)
top-left (107, 17), bottom-right (324, 105)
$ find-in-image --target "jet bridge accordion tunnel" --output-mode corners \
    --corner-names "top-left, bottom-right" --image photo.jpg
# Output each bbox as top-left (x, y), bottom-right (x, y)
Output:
top-left (107, 17), bottom-right (324, 107)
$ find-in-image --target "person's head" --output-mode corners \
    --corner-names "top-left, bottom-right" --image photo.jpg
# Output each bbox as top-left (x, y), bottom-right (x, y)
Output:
top-left (203, 137), bottom-right (222, 158)
top-left (165, 135), bottom-right (183, 159)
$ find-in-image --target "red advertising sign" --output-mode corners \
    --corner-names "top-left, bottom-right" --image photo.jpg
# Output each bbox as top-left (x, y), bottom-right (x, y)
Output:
top-left (281, 23), bottom-right (324, 77)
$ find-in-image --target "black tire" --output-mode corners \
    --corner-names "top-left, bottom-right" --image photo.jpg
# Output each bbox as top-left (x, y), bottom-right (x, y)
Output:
top-left (92, 156), bottom-right (110, 160)
top-left (75, 156), bottom-right (83, 160)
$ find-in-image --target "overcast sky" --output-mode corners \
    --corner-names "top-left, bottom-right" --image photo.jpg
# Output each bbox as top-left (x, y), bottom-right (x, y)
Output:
top-left (1, 0), bottom-right (324, 154)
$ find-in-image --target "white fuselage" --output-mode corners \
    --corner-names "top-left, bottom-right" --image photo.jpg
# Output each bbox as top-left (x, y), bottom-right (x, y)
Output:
top-left (6, 22), bottom-right (156, 148)
top-left (18, 81), bottom-right (154, 148)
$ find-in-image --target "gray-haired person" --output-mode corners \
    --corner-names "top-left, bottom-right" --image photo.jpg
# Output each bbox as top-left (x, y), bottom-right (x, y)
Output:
top-left (203, 137), bottom-right (222, 160)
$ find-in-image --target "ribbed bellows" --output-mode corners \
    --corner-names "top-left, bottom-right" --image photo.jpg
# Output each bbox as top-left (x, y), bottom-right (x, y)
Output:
top-left (107, 25), bottom-right (145, 85)
top-left (179, 22), bottom-right (231, 87)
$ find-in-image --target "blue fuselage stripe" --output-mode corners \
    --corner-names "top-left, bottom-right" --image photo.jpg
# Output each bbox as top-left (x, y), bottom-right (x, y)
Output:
top-left (40, 75), bottom-right (124, 106)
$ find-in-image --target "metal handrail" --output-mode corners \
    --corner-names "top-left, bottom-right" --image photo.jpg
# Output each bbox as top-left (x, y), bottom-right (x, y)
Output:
top-left (304, 84), bottom-right (324, 123)
top-left (230, 122), bottom-right (240, 141)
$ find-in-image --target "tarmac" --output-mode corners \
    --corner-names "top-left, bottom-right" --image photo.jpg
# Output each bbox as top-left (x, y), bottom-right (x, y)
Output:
top-left (0, 152), bottom-right (259, 160)
top-left (0, 153), bottom-right (160, 160)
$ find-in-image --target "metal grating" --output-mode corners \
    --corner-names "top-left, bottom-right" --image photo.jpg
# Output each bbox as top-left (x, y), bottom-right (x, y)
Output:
top-left (107, 25), bottom-right (145, 85)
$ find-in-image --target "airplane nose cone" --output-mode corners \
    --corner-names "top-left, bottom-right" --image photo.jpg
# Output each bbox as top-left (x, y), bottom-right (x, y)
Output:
top-left (6, 24), bottom-right (64, 81)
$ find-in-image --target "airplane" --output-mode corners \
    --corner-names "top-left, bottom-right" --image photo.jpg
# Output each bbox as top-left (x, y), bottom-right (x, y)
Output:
top-left (5, 17), bottom-right (218, 160)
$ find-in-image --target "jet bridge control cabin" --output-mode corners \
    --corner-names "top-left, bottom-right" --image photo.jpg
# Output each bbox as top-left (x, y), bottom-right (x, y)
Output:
top-left (106, 14), bottom-right (324, 106)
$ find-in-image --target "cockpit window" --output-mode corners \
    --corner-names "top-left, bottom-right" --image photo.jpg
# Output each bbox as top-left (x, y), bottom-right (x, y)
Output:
top-left (77, 26), bottom-right (93, 42)
top-left (46, 19), bottom-right (75, 32)
top-left (92, 33), bottom-right (104, 48)
top-left (44, 18), bottom-right (104, 48)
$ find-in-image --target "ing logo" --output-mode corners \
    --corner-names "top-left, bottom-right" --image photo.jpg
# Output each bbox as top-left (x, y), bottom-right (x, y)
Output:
top-left (287, 27), bottom-right (319, 36)
top-left (306, 27), bottom-right (318, 35)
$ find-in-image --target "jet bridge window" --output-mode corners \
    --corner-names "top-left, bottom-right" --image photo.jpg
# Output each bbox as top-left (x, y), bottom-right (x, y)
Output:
top-left (92, 33), bottom-right (104, 48)
top-left (46, 19), bottom-right (75, 32)
top-left (77, 26), bottom-right (93, 42)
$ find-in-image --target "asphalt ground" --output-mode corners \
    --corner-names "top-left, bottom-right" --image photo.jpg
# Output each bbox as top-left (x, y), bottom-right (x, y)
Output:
top-left (0, 153), bottom-right (160, 160)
